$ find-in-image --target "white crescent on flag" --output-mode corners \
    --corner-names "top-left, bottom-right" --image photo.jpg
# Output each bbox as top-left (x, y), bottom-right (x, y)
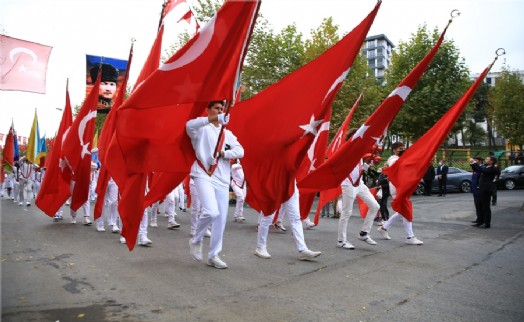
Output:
top-left (78, 111), bottom-right (97, 159)
top-left (159, 13), bottom-right (215, 71)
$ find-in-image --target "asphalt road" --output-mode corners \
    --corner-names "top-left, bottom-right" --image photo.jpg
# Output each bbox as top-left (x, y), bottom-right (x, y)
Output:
top-left (2, 189), bottom-right (524, 322)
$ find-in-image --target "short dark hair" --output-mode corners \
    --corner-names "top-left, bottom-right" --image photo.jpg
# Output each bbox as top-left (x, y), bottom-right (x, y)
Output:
top-left (473, 156), bottom-right (484, 162)
top-left (487, 156), bottom-right (497, 164)
top-left (391, 142), bottom-right (405, 150)
top-left (208, 100), bottom-right (225, 109)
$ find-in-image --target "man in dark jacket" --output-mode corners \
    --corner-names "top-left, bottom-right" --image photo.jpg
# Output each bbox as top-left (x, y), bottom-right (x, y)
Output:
top-left (437, 159), bottom-right (449, 196)
top-left (470, 156), bottom-right (498, 228)
top-left (423, 163), bottom-right (435, 196)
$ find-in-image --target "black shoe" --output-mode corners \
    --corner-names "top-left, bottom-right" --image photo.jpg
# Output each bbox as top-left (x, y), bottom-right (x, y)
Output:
top-left (471, 221), bottom-right (479, 224)
top-left (472, 223), bottom-right (484, 227)
top-left (482, 224), bottom-right (490, 228)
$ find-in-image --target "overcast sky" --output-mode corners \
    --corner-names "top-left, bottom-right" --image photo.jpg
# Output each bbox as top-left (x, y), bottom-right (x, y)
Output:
top-left (1, 0), bottom-right (523, 140)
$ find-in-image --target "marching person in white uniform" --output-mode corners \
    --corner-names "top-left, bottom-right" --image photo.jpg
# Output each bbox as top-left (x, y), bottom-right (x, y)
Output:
top-left (186, 101), bottom-right (244, 269)
top-left (230, 159), bottom-right (247, 223)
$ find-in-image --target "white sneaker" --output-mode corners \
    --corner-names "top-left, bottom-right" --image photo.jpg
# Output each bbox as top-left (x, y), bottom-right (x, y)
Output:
top-left (254, 247), bottom-right (271, 259)
top-left (66, 200), bottom-right (70, 205)
top-left (337, 241), bottom-right (355, 250)
top-left (112, 225), bottom-right (120, 233)
top-left (84, 218), bottom-right (92, 226)
top-left (26, 202), bottom-right (31, 206)
top-left (234, 216), bottom-right (246, 223)
top-left (96, 226), bottom-right (105, 232)
top-left (18, 202), bottom-right (22, 206)
top-left (406, 236), bottom-right (423, 245)
top-left (150, 221), bottom-right (158, 228)
top-left (119, 236), bottom-right (126, 244)
top-left (304, 219), bottom-right (315, 230)
top-left (189, 239), bottom-right (203, 262)
top-left (298, 249), bottom-right (322, 261)
top-left (168, 221), bottom-right (181, 230)
top-left (273, 222), bottom-right (287, 232)
top-left (138, 235), bottom-right (152, 246)
top-left (358, 234), bottom-right (377, 245)
top-left (204, 229), bottom-right (212, 237)
top-left (71, 218), bottom-right (77, 224)
top-left (377, 227), bottom-right (391, 240)
top-left (207, 256), bottom-right (228, 269)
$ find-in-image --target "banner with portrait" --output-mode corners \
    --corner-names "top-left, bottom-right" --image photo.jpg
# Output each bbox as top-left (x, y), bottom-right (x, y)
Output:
top-left (85, 55), bottom-right (128, 113)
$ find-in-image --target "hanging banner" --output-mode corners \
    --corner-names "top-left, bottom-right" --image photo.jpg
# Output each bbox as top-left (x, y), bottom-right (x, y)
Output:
top-left (85, 55), bottom-right (128, 113)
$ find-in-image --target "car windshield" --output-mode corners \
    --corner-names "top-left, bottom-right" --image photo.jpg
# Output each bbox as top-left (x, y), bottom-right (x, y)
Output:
top-left (502, 166), bottom-right (523, 174)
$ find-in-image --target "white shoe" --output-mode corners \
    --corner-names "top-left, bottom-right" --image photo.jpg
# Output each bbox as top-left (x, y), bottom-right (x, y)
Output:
top-left (207, 256), bottom-right (228, 269)
top-left (234, 216), bottom-right (246, 223)
top-left (189, 239), bottom-right (203, 262)
top-left (337, 241), bottom-right (355, 250)
top-left (96, 226), bottom-right (105, 232)
top-left (112, 225), bottom-right (120, 233)
top-left (377, 227), bottom-right (391, 240)
top-left (150, 221), bottom-right (158, 228)
top-left (26, 202), bottom-right (31, 206)
top-left (298, 249), bottom-right (322, 261)
top-left (66, 200), bottom-right (70, 205)
top-left (406, 236), bottom-right (423, 245)
top-left (84, 218), bottom-right (92, 226)
top-left (204, 229), bottom-right (212, 237)
top-left (138, 235), bottom-right (152, 246)
top-left (304, 219), bottom-right (315, 230)
top-left (168, 221), bottom-right (181, 230)
top-left (254, 247), bottom-right (271, 259)
top-left (119, 236), bottom-right (126, 244)
top-left (71, 218), bottom-right (77, 224)
top-left (18, 202), bottom-right (22, 206)
top-left (273, 222), bottom-right (287, 232)
top-left (358, 234), bottom-right (377, 245)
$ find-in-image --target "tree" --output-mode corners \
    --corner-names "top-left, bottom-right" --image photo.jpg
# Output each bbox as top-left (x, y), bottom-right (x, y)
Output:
top-left (490, 68), bottom-right (524, 149)
top-left (384, 25), bottom-right (470, 144)
top-left (463, 120), bottom-right (486, 146)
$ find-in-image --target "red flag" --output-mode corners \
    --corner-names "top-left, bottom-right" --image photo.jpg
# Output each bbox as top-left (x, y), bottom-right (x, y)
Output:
top-left (106, 0), bottom-right (261, 250)
top-left (384, 65), bottom-right (493, 221)
top-left (306, 94), bottom-right (362, 225)
top-left (163, 0), bottom-right (200, 33)
top-left (298, 23), bottom-right (450, 193)
top-left (229, 1), bottom-right (381, 216)
top-left (62, 73), bottom-right (100, 211)
top-left (1, 122), bottom-right (15, 172)
top-left (0, 35), bottom-right (52, 94)
top-left (35, 83), bottom-right (73, 216)
top-left (94, 44), bottom-right (134, 220)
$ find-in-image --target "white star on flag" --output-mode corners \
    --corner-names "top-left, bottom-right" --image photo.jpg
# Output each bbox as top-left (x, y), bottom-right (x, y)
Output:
top-left (299, 115), bottom-right (323, 137)
top-left (351, 124), bottom-right (369, 141)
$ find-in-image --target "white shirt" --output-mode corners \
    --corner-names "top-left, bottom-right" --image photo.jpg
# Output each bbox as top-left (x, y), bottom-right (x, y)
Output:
top-left (186, 116), bottom-right (244, 187)
top-left (231, 163), bottom-right (245, 188)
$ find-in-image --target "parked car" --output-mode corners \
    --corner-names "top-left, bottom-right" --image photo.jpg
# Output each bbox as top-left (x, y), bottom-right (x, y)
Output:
top-left (496, 165), bottom-right (524, 190)
top-left (415, 167), bottom-right (472, 195)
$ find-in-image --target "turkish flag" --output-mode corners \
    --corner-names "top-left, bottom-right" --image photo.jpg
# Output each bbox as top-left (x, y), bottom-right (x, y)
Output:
top-left (94, 44), bottom-right (134, 220)
top-left (298, 23), bottom-right (450, 194)
top-left (384, 65), bottom-right (492, 221)
top-left (0, 35), bottom-right (52, 94)
top-left (305, 94), bottom-right (362, 225)
top-left (62, 73), bottom-right (100, 211)
top-left (2, 123), bottom-right (15, 172)
top-left (105, 0), bottom-right (261, 250)
top-left (35, 84), bottom-right (73, 216)
top-left (229, 1), bottom-right (381, 216)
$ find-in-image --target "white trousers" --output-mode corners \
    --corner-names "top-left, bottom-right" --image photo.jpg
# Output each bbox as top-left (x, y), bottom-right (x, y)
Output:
top-left (177, 183), bottom-right (185, 210)
top-left (257, 186), bottom-right (307, 252)
top-left (96, 180), bottom-right (119, 228)
top-left (165, 188), bottom-right (177, 224)
top-left (192, 177), bottom-right (228, 259)
top-left (139, 209), bottom-right (148, 237)
top-left (189, 181), bottom-right (201, 234)
top-left (231, 181), bottom-right (246, 218)
top-left (18, 178), bottom-right (33, 204)
top-left (338, 182), bottom-right (380, 242)
top-left (382, 183), bottom-right (414, 238)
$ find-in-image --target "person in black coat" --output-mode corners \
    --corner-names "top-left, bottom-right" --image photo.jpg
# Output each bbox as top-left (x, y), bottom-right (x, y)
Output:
top-left (423, 162), bottom-right (435, 196)
top-left (436, 159), bottom-right (449, 196)
top-left (469, 156), bottom-right (498, 228)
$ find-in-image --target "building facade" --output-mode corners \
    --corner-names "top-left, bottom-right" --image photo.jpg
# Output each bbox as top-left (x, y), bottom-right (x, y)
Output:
top-left (361, 34), bottom-right (394, 80)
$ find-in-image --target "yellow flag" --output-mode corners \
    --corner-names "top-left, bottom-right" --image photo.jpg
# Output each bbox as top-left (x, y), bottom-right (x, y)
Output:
top-left (26, 110), bottom-right (39, 164)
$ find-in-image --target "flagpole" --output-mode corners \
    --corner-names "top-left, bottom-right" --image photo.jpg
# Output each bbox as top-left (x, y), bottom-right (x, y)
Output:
top-left (212, 100), bottom-right (232, 160)
top-left (158, 0), bottom-right (167, 31)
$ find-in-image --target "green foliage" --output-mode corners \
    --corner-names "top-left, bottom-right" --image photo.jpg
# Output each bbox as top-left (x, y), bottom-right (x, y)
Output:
top-left (490, 68), bottom-right (524, 147)
top-left (384, 25), bottom-right (470, 143)
top-left (463, 120), bottom-right (486, 146)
